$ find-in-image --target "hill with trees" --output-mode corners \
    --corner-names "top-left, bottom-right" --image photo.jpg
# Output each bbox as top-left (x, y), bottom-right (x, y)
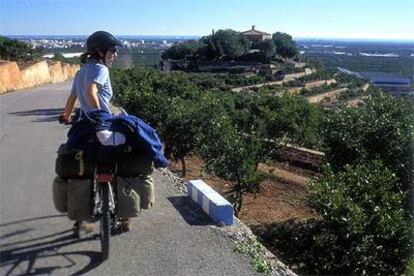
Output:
top-left (161, 29), bottom-right (298, 63)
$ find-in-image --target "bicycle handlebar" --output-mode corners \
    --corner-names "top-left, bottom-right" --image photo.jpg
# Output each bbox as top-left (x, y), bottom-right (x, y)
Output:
top-left (58, 108), bottom-right (128, 125)
top-left (58, 114), bottom-right (72, 125)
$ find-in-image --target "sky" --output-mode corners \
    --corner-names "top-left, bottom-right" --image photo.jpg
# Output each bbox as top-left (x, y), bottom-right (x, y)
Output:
top-left (1, 0), bottom-right (414, 40)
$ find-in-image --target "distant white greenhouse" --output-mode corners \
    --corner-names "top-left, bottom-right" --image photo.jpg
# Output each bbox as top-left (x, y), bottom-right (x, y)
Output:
top-left (43, 52), bottom-right (83, 59)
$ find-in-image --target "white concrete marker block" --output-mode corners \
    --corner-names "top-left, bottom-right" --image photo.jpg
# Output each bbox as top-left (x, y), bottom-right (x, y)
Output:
top-left (187, 180), bottom-right (234, 226)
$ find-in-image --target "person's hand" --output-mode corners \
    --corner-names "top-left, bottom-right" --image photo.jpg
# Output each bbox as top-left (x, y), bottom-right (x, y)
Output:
top-left (58, 113), bottom-right (71, 125)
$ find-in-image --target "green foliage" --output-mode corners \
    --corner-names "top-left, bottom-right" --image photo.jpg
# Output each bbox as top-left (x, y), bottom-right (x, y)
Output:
top-left (335, 72), bottom-right (366, 87)
top-left (309, 161), bottom-right (410, 275)
top-left (201, 29), bottom-right (251, 60)
top-left (112, 66), bottom-right (323, 193)
top-left (256, 219), bottom-right (352, 274)
top-left (336, 88), bottom-right (367, 102)
top-left (232, 92), bottom-right (323, 148)
top-left (251, 257), bottom-right (271, 274)
top-left (234, 237), bottom-right (272, 274)
top-left (111, 60), bottom-right (412, 276)
top-left (198, 108), bottom-right (265, 214)
top-left (160, 96), bottom-right (205, 176)
top-left (277, 95), bottom-right (323, 147)
top-left (252, 39), bottom-right (276, 62)
top-left (112, 67), bottom-right (207, 176)
top-left (53, 52), bottom-right (65, 61)
top-left (185, 72), bottom-right (265, 90)
top-left (111, 67), bottom-right (164, 127)
top-left (320, 94), bottom-right (414, 187)
top-left (299, 84), bottom-right (333, 97)
top-left (159, 28), bottom-right (298, 63)
top-left (161, 40), bottom-right (204, 60)
top-left (406, 260), bottom-right (414, 275)
top-left (272, 32), bottom-right (298, 58)
top-left (0, 36), bottom-right (40, 61)
top-left (305, 94), bottom-right (414, 274)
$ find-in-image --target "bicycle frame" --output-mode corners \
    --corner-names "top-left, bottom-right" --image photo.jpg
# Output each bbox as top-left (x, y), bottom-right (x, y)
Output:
top-left (92, 171), bottom-right (117, 217)
top-left (91, 163), bottom-right (121, 260)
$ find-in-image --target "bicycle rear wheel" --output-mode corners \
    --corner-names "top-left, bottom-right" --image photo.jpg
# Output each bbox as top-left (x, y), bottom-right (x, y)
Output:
top-left (100, 183), bottom-right (111, 260)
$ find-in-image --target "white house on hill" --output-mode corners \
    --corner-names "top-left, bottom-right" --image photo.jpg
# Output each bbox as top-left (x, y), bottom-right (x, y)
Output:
top-left (240, 25), bottom-right (271, 42)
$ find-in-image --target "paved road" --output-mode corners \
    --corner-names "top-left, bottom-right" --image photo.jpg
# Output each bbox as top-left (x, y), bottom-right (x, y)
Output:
top-left (0, 82), bottom-right (258, 275)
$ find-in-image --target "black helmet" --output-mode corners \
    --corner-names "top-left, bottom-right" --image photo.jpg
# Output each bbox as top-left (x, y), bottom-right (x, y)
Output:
top-left (86, 31), bottom-right (122, 52)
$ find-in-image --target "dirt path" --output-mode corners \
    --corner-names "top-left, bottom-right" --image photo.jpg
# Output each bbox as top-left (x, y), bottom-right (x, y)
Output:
top-left (306, 87), bottom-right (349, 103)
top-left (171, 156), bottom-right (318, 226)
top-left (231, 80), bottom-right (283, 92)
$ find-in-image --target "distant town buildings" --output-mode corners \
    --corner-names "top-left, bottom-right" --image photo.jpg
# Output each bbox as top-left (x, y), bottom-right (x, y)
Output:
top-left (240, 25), bottom-right (271, 42)
top-left (21, 37), bottom-right (173, 50)
top-left (24, 39), bottom-right (85, 49)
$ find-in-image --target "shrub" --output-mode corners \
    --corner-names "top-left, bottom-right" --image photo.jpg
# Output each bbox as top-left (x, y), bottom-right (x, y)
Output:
top-left (198, 109), bottom-right (265, 215)
top-left (320, 94), bottom-right (414, 189)
top-left (309, 161), bottom-right (410, 275)
top-left (0, 35), bottom-right (40, 61)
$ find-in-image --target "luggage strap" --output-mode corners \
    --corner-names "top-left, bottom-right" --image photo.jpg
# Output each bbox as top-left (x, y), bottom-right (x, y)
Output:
top-left (75, 151), bottom-right (84, 176)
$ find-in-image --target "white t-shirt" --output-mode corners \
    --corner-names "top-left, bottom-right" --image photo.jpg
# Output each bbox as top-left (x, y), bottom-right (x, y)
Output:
top-left (71, 62), bottom-right (113, 114)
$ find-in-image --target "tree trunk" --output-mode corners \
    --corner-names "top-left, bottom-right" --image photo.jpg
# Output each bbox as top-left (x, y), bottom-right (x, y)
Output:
top-left (235, 190), bottom-right (243, 216)
top-left (231, 183), bottom-right (245, 217)
top-left (180, 157), bottom-right (186, 177)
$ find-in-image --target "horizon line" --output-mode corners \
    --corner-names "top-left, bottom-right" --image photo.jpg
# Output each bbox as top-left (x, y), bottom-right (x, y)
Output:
top-left (2, 33), bottom-right (414, 42)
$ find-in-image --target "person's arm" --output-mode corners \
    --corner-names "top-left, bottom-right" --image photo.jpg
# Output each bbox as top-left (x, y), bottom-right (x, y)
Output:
top-left (86, 82), bottom-right (100, 109)
top-left (61, 93), bottom-right (77, 123)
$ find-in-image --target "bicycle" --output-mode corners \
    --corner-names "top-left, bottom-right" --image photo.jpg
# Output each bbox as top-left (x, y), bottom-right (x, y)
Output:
top-left (90, 154), bottom-right (123, 260)
top-left (59, 111), bottom-right (129, 260)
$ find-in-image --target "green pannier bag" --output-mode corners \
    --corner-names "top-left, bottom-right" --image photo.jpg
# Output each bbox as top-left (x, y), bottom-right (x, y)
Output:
top-left (53, 176), bottom-right (68, 213)
top-left (116, 177), bottom-right (141, 218)
top-left (56, 143), bottom-right (154, 179)
top-left (55, 144), bottom-right (95, 179)
top-left (117, 175), bottom-right (155, 210)
top-left (67, 179), bottom-right (96, 222)
top-left (117, 153), bottom-right (154, 177)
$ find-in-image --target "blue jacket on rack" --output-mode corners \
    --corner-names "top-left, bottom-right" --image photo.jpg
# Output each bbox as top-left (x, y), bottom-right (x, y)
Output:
top-left (67, 110), bottom-right (169, 168)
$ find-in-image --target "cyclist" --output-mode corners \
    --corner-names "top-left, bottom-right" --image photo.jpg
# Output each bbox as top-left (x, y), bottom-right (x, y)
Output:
top-left (61, 30), bottom-right (121, 123)
top-left (60, 31), bottom-right (133, 234)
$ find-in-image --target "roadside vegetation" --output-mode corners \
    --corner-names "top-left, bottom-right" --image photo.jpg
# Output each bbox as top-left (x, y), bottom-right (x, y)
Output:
top-left (0, 35), bottom-right (42, 61)
top-left (112, 63), bottom-right (413, 274)
top-left (0, 35), bottom-right (81, 65)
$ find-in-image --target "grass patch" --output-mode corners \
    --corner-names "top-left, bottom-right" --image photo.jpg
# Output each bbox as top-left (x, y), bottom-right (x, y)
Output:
top-left (234, 237), bottom-right (272, 274)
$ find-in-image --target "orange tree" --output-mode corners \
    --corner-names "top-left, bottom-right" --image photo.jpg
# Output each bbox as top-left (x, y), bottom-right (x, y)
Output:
top-left (307, 94), bottom-right (414, 274)
top-left (320, 94), bottom-right (414, 188)
top-left (197, 107), bottom-right (266, 216)
top-left (112, 67), bottom-right (206, 176)
top-left (111, 67), bottom-right (325, 214)
top-left (308, 161), bottom-right (410, 275)
top-left (231, 90), bottom-right (323, 149)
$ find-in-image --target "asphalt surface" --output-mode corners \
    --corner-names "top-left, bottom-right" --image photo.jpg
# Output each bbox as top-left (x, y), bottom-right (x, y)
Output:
top-left (0, 82), bottom-right (259, 275)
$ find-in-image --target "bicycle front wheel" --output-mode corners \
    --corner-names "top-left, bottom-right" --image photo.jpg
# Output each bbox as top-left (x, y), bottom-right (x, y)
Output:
top-left (100, 183), bottom-right (111, 260)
